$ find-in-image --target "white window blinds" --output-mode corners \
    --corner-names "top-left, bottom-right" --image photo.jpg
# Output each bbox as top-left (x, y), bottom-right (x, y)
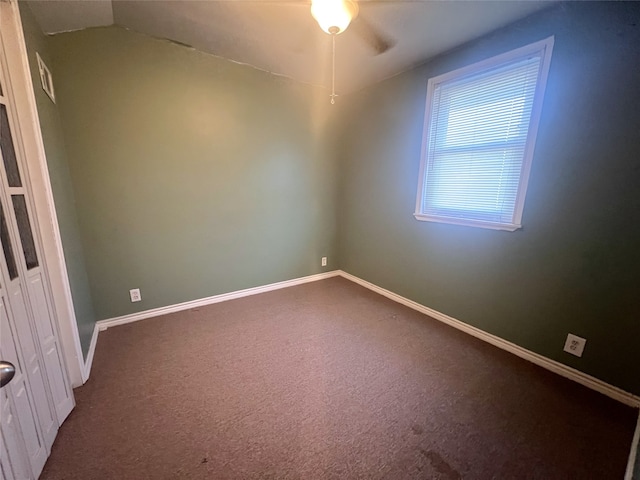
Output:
top-left (415, 38), bottom-right (553, 230)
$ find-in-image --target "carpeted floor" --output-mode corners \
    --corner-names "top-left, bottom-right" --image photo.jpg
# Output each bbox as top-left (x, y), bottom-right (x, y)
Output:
top-left (42, 277), bottom-right (637, 479)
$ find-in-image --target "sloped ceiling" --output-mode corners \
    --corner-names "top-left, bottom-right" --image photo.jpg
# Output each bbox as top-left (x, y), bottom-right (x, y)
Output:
top-left (26, 1), bottom-right (555, 93)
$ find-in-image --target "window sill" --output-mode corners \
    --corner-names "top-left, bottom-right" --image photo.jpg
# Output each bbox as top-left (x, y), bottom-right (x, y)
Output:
top-left (413, 213), bottom-right (521, 232)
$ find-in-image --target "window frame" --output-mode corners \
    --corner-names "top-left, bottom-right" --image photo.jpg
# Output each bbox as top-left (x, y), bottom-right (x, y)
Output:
top-left (414, 36), bottom-right (555, 231)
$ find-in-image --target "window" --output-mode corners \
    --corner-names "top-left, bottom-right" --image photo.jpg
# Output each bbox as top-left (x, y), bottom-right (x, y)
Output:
top-left (414, 37), bottom-right (554, 231)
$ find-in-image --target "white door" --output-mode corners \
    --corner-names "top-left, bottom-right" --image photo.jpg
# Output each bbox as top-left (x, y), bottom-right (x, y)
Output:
top-left (0, 15), bottom-right (75, 479)
top-left (0, 198), bottom-right (51, 478)
top-left (1, 282), bottom-right (47, 479)
top-left (0, 11), bottom-right (74, 426)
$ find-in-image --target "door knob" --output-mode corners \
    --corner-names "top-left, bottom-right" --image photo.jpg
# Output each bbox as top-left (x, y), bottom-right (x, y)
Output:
top-left (0, 361), bottom-right (16, 388)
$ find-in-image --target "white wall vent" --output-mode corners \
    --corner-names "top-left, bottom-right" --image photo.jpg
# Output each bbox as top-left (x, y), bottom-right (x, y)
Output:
top-left (36, 52), bottom-right (55, 103)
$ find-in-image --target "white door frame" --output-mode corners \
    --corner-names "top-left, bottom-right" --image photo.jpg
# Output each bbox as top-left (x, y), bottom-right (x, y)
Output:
top-left (1, 0), bottom-right (85, 387)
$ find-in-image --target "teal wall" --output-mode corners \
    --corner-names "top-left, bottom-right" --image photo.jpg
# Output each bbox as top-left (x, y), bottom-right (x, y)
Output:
top-left (337, 2), bottom-right (640, 396)
top-left (19, 3), bottom-right (97, 358)
top-left (47, 26), bottom-right (338, 320)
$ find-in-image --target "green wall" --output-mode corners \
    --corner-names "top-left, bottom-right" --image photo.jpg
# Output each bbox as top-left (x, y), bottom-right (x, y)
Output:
top-left (48, 26), bottom-right (338, 320)
top-left (19, 3), bottom-right (97, 358)
top-left (22, 1), bottom-right (640, 406)
top-left (337, 2), bottom-right (640, 396)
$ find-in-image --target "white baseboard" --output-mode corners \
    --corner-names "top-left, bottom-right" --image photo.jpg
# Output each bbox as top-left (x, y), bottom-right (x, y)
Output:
top-left (81, 323), bottom-right (99, 383)
top-left (96, 271), bottom-right (340, 332)
top-left (87, 267), bottom-right (640, 410)
top-left (74, 268), bottom-right (640, 476)
top-left (338, 270), bottom-right (640, 409)
top-left (626, 412), bottom-right (640, 480)
top-left (83, 271), bottom-right (339, 380)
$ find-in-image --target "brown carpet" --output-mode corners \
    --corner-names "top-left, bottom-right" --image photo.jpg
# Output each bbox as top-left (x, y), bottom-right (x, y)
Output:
top-left (42, 277), bottom-right (637, 479)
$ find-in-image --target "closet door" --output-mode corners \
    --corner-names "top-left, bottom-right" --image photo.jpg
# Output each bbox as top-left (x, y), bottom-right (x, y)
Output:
top-left (0, 11), bottom-right (76, 477)
top-left (0, 46), bottom-right (73, 425)
top-left (0, 16), bottom-right (74, 423)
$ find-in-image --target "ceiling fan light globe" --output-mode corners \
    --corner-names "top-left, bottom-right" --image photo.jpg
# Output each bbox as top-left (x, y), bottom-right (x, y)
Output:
top-left (311, 0), bottom-right (358, 35)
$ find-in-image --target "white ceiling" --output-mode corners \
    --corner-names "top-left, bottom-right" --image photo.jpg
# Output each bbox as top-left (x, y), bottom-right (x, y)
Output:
top-left (26, 1), bottom-right (554, 93)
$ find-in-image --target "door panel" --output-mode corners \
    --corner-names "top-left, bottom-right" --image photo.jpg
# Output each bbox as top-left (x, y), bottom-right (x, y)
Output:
top-left (11, 194), bottom-right (38, 270)
top-left (1, 388), bottom-right (32, 480)
top-left (6, 282), bottom-right (56, 451)
top-left (0, 199), bottom-right (18, 281)
top-left (27, 273), bottom-right (72, 421)
top-left (27, 277), bottom-right (53, 341)
top-left (12, 385), bottom-right (41, 464)
top-left (0, 104), bottom-right (21, 188)
top-left (0, 295), bottom-right (47, 477)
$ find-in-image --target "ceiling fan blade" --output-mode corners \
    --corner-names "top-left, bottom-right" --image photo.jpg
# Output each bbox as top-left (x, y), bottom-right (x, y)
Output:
top-left (349, 13), bottom-right (395, 55)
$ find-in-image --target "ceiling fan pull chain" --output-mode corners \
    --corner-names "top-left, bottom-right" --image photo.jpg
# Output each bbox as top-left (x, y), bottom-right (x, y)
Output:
top-left (331, 32), bottom-right (337, 105)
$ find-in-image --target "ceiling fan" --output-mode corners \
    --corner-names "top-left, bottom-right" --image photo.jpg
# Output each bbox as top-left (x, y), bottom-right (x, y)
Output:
top-left (309, 0), bottom-right (395, 56)
top-left (304, 0), bottom-right (396, 103)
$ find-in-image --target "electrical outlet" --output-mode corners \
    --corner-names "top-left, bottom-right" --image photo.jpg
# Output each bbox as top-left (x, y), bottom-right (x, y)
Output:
top-left (129, 288), bottom-right (141, 303)
top-left (321, 256), bottom-right (327, 267)
top-left (563, 333), bottom-right (586, 357)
